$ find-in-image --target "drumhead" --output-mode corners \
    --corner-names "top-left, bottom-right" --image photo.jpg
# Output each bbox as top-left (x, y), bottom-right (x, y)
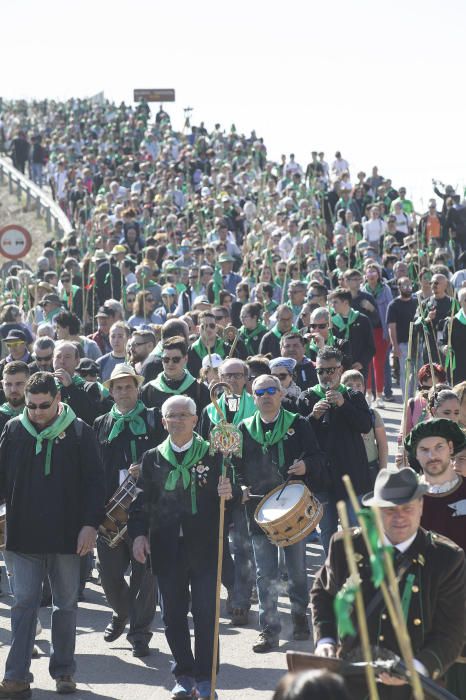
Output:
top-left (257, 483), bottom-right (305, 522)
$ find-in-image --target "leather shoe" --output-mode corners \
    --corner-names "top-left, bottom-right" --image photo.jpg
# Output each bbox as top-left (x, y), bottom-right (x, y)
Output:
top-left (230, 607), bottom-right (249, 626)
top-left (132, 641), bottom-right (150, 658)
top-left (292, 612), bottom-right (310, 641)
top-left (0, 679), bottom-right (31, 698)
top-left (252, 629), bottom-right (279, 653)
top-left (55, 676), bottom-right (77, 694)
top-left (103, 617), bottom-right (127, 642)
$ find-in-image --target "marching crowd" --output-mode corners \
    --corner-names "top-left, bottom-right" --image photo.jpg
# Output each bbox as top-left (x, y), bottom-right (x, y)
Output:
top-left (0, 97), bottom-right (466, 699)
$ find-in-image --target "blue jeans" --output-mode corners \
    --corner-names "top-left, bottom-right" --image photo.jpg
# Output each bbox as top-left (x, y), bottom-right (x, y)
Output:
top-left (251, 533), bottom-right (308, 635)
top-left (315, 493), bottom-right (359, 555)
top-left (31, 163), bottom-right (44, 187)
top-left (5, 552), bottom-right (80, 682)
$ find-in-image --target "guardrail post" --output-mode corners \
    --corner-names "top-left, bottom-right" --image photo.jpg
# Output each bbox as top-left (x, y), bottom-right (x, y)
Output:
top-left (26, 189), bottom-right (31, 211)
top-left (36, 196), bottom-right (41, 217)
top-left (8, 172), bottom-right (13, 194)
top-left (0, 167), bottom-right (4, 185)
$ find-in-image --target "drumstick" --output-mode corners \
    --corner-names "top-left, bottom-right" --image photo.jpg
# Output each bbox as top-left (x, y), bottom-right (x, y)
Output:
top-left (276, 453), bottom-right (305, 501)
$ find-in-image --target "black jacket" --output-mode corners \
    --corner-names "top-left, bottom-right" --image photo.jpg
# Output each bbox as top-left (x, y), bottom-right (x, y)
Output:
top-left (259, 329), bottom-right (282, 358)
top-left (141, 375), bottom-right (211, 414)
top-left (331, 312), bottom-right (375, 375)
top-left (297, 387), bottom-right (372, 499)
top-left (128, 443), bottom-right (241, 575)
top-left (59, 380), bottom-right (103, 426)
top-left (0, 416), bottom-right (105, 553)
top-left (93, 406), bottom-right (164, 500)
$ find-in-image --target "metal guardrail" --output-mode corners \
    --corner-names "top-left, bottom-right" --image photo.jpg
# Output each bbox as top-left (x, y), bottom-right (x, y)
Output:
top-left (0, 156), bottom-right (73, 238)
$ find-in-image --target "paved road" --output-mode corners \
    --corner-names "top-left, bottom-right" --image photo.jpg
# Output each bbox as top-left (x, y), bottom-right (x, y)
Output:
top-left (0, 396), bottom-right (403, 699)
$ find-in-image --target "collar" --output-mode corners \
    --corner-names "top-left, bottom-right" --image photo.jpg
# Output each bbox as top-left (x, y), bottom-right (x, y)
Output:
top-left (421, 473), bottom-right (460, 494)
top-left (383, 532), bottom-right (417, 553)
top-left (170, 437), bottom-right (193, 453)
top-left (261, 411), bottom-right (280, 425)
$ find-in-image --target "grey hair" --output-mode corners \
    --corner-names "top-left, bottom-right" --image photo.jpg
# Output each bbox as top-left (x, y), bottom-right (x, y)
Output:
top-left (161, 395), bottom-right (196, 418)
top-left (310, 307), bottom-right (330, 323)
top-left (252, 374), bottom-right (282, 393)
top-left (36, 322), bottom-right (55, 338)
top-left (33, 336), bottom-right (55, 352)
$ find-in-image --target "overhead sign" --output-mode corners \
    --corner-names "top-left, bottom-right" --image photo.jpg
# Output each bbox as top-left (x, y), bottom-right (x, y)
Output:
top-left (133, 89), bottom-right (175, 103)
top-left (0, 224), bottom-right (32, 259)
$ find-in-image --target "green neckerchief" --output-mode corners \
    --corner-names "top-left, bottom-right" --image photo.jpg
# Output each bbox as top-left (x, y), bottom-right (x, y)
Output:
top-left (271, 324), bottom-right (299, 340)
top-left (206, 389), bottom-right (256, 426)
top-left (309, 383), bottom-right (348, 400)
top-left (20, 403), bottom-right (76, 475)
top-left (45, 306), bottom-right (62, 323)
top-left (55, 374), bottom-right (86, 391)
top-left (363, 281), bottom-right (383, 298)
top-left (96, 381), bottom-right (110, 399)
top-left (160, 432), bottom-right (210, 514)
top-left (309, 329), bottom-right (335, 354)
top-left (332, 308), bottom-right (360, 340)
top-left (108, 400), bottom-right (146, 463)
top-left (191, 337), bottom-right (226, 360)
top-left (242, 408), bottom-right (297, 471)
top-left (151, 370), bottom-right (196, 395)
top-left (239, 322), bottom-right (267, 355)
top-left (455, 308), bottom-right (466, 326)
top-left (0, 402), bottom-right (22, 417)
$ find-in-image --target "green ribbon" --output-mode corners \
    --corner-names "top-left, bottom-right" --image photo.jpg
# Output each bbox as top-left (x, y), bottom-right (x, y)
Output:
top-left (191, 337), bottom-right (226, 360)
top-left (0, 403), bottom-right (22, 417)
top-left (20, 403), bottom-right (77, 475)
top-left (206, 389), bottom-right (256, 426)
top-left (242, 408), bottom-right (297, 471)
top-left (331, 308), bottom-right (360, 341)
top-left (160, 432), bottom-right (210, 514)
top-left (357, 509), bottom-right (394, 587)
top-left (238, 322), bottom-right (267, 356)
top-left (334, 581), bottom-right (358, 638)
top-left (401, 573), bottom-right (416, 622)
top-left (150, 370), bottom-right (196, 395)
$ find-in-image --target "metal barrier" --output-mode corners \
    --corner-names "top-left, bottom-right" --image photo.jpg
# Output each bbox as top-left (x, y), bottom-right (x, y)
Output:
top-left (0, 156), bottom-right (73, 238)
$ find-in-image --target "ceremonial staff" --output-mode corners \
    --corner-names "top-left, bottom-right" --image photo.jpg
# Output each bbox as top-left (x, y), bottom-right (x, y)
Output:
top-left (400, 322), bottom-right (414, 463)
top-left (208, 382), bottom-right (242, 700)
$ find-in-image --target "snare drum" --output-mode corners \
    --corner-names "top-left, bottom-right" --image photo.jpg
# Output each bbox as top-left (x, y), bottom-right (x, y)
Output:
top-left (0, 503), bottom-right (6, 550)
top-left (254, 481), bottom-right (322, 547)
top-left (99, 475), bottom-right (140, 548)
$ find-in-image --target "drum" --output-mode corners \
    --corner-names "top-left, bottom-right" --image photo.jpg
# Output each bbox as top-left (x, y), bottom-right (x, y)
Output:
top-left (99, 475), bottom-right (140, 548)
top-left (0, 503), bottom-right (5, 550)
top-left (254, 481), bottom-right (322, 547)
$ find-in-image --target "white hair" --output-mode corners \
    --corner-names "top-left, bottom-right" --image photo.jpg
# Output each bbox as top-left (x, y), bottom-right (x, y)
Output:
top-left (458, 288), bottom-right (466, 304)
top-left (161, 395), bottom-right (196, 418)
top-left (251, 374), bottom-right (282, 393)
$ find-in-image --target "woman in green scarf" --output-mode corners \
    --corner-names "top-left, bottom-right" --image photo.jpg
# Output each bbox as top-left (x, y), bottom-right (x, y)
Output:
top-left (238, 303), bottom-right (267, 357)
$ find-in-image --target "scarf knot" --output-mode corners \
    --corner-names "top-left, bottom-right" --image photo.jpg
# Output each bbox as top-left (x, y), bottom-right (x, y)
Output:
top-left (20, 403), bottom-right (77, 475)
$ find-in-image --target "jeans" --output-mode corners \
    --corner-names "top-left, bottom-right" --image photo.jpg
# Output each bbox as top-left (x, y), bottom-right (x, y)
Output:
top-left (251, 533), bottom-right (308, 635)
top-left (97, 535), bottom-right (156, 644)
top-left (157, 540), bottom-right (217, 682)
top-left (315, 493), bottom-right (359, 555)
top-left (31, 163), bottom-right (44, 187)
top-left (229, 505), bottom-right (255, 609)
top-left (5, 552), bottom-right (80, 682)
top-left (398, 342), bottom-right (415, 399)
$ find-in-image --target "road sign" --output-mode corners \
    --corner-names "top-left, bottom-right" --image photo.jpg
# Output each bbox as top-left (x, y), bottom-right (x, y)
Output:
top-left (0, 224), bottom-right (32, 259)
top-left (133, 89), bottom-right (175, 103)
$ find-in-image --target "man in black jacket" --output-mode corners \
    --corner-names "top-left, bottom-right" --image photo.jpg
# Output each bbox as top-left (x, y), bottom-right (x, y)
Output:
top-left (0, 372), bottom-right (105, 697)
top-left (280, 332), bottom-right (317, 390)
top-left (93, 364), bottom-right (163, 658)
top-left (259, 305), bottom-right (295, 358)
top-left (53, 341), bottom-right (102, 425)
top-left (297, 346), bottom-right (372, 554)
top-left (328, 287), bottom-right (375, 379)
top-left (129, 395), bottom-right (238, 700)
top-left (234, 375), bottom-right (324, 653)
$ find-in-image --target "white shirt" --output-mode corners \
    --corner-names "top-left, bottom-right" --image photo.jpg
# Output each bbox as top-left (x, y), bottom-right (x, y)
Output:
top-left (170, 437), bottom-right (193, 453)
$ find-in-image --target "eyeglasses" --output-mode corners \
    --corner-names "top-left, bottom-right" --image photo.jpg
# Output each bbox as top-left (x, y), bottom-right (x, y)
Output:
top-left (162, 356), bottom-right (183, 364)
top-left (201, 323), bottom-right (217, 330)
top-left (26, 400), bottom-right (55, 410)
top-left (164, 412), bottom-right (195, 420)
top-left (36, 354), bottom-right (53, 362)
top-left (254, 387), bottom-right (279, 396)
top-left (273, 373), bottom-right (290, 380)
top-left (221, 372), bottom-right (245, 380)
top-left (132, 341), bottom-right (148, 347)
top-left (316, 366), bottom-right (340, 375)
top-left (310, 323), bottom-right (327, 329)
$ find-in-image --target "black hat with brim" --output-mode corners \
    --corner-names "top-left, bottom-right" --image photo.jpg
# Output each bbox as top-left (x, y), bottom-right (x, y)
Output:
top-left (404, 418), bottom-right (466, 456)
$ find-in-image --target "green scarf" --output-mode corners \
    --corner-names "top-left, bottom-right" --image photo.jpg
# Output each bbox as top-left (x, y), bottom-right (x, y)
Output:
top-left (332, 309), bottom-right (360, 341)
top-left (309, 383), bottom-right (348, 400)
top-left (271, 324), bottom-right (299, 340)
top-left (242, 408), bottom-right (297, 471)
top-left (191, 337), bottom-right (225, 360)
top-left (309, 329), bottom-right (336, 354)
top-left (239, 322), bottom-right (267, 355)
top-left (363, 281), bottom-right (383, 298)
top-left (20, 403), bottom-right (76, 475)
top-left (0, 403), bottom-right (22, 417)
top-left (55, 374), bottom-right (86, 391)
top-left (45, 306), bottom-right (62, 323)
top-left (108, 400), bottom-right (146, 461)
top-left (455, 308), bottom-right (466, 326)
top-left (151, 370), bottom-right (196, 395)
top-left (206, 389), bottom-right (256, 426)
top-left (160, 432), bottom-right (210, 514)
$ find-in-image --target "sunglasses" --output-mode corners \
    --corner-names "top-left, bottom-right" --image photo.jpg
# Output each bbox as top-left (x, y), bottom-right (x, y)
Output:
top-left (316, 366), bottom-right (340, 375)
top-left (201, 323), bottom-right (217, 330)
top-left (274, 373), bottom-right (290, 380)
top-left (162, 356), bottom-right (183, 364)
top-left (254, 387), bottom-right (279, 396)
top-left (36, 354), bottom-right (53, 362)
top-left (310, 323), bottom-right (327, 330)
top-left (26, 400), bottom-right (55, 410)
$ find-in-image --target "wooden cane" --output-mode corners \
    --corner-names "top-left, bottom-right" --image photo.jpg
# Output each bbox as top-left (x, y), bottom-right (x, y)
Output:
top-left (416, 296), bottom-right (436, 389)
top-left (337, 501), bottom-right (380, 700)
top-left (343, 477), bottom-right (424, 700)
top-left (401, 322), bottom-right (414, 458)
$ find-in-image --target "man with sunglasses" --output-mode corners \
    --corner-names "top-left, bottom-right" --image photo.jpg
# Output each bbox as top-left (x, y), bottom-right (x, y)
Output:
top-left (28, 337), bottom-right (55, 375)
top-left (0, 371), bottom-right (105, 697)
top-left (297, 347), bottom-right (372, 554)
top-left (234, 375), bottom-right (324, 652)
top-left (93, 364), bottom-right (162, 659)
top-left (142, 337), bottom-right (210, 413)
top-left (187, 311), bottom-right (241, 380)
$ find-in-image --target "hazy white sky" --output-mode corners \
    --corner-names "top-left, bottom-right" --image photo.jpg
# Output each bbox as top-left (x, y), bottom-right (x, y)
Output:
top-left (3, 0), bottom-right (465, 207)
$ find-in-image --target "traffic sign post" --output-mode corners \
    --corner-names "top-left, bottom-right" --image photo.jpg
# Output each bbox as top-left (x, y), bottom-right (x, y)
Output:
top-left (133, 89), bottom-right (175, 102)
top-left (0, 224), bottom-right (32, 259)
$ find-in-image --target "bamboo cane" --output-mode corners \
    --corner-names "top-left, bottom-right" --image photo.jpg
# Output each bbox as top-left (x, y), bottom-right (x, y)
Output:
top-left (401, 322), bottom-right (414, 451)
top-left (343, 477), bottom-right (424, 700)
top-left (336, 501), bottom-right (380, 700)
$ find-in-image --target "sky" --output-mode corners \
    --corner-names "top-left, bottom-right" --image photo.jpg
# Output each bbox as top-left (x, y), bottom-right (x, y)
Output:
top-left (2, 0), bottom-right (465, 208)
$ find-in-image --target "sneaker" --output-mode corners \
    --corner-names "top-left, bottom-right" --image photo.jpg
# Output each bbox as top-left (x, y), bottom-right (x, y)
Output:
top-left (374, 397), bottom-right (385, 409)
top-left (31, 645), bottom-right (40, 659)
top-left (0, 679), bottom-right (31, 698)
top-left (292, 613), bottom-right (310, 641)
top-left (55, 676), bottom-right (77, 694)
top-left (230, 607), bottom-right (249, 626)
top-left (196, 680), bottom-right (217, 699)
top-left (252, 629), bottom-right (279, 653)
top-left (171, 676), bottom-right (195, 699)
